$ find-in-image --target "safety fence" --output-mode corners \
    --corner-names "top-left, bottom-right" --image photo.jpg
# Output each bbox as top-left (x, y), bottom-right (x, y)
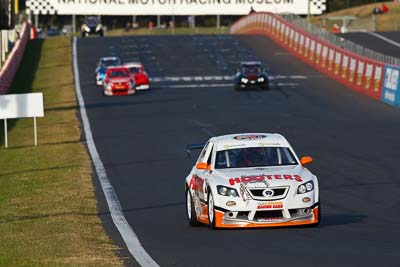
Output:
top-left (281, 14), bottom-right (400, 67)
top-left (0, 23), bottom-right (31, 95)
top-left (230, 12), bottom-right (400, 108)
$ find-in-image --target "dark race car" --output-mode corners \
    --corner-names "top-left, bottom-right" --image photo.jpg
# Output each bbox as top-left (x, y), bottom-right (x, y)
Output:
top-left (81, 16), bottom-right (104, 37)
top-left (234, 62), bottom-right (269, 91)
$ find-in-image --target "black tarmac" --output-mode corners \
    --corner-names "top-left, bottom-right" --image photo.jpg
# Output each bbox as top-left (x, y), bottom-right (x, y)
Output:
top-left (76, 34), bottom-right (400, 267)
top-left (341, 31), bottom-right (400, 59)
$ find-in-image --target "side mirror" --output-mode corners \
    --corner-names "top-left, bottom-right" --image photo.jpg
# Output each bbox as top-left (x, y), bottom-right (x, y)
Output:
top-left (300, 156), bottom-right (313, 165)
top-left (196, 162), bottom-right (210, 170)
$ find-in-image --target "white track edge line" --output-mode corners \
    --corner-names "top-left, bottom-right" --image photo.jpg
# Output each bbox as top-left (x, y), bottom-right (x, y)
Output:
top-left (72, 37), bottom-right (159, 267)
top-left (367, 32), bottom-right (400, 49)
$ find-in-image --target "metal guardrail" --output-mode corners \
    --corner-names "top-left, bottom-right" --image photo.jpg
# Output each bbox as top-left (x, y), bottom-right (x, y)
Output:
top-left (281, 14), bottom-right (400, 66)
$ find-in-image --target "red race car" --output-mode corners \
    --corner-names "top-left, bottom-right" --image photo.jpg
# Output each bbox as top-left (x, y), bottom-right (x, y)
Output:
top-left (123, 62), bottom-right (150, 90)
top-left (103, 67), bottom-right (136, 96)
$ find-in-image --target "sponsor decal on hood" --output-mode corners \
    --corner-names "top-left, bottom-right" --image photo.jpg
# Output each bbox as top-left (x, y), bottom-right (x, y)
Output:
top-left (229, 174), bottom-right (303, 186)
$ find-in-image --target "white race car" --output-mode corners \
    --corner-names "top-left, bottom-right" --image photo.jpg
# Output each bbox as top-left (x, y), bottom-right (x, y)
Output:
top-left (185, 133), bottom-right (320, 229)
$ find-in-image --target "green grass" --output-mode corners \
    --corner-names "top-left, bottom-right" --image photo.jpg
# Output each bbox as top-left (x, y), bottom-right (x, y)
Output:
top-left (0, 37), bottom-right (123, 265)
top-left (105, 26), bottom-right (229, 36)
top-left (313, 2), bottom-right (400, 31)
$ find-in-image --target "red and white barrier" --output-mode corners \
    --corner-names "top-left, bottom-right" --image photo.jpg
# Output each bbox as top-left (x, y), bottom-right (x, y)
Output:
top-left (0, 23), bottom-right (31, 95)
top-left (230, 13), bottom-right (384, 100)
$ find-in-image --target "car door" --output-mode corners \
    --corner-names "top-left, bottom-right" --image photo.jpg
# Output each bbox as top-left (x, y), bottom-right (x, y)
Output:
top-left (195, 141), bottom-right (214, 201)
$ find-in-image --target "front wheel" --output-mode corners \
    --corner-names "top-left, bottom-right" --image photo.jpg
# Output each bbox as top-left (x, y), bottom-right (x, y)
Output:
top-left (207, 191), bottom-right (217, 229)
top-left (186, 189), bottom-right (201, 226)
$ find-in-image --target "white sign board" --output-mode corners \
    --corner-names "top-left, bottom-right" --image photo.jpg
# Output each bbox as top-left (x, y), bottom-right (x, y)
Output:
top-left (26, 0), bottom-right (326, 15)
top-left (0, 93), bottom-right (44, 119)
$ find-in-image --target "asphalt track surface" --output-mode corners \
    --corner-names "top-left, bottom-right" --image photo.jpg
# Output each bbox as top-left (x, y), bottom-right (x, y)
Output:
top-left (76, 34), bottom-right (400, 267)
top-left (341, 31), bottom-right (400, 59)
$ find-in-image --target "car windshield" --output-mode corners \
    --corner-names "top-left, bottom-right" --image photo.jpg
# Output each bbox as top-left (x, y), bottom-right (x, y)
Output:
top-left (85, 17), bottom-right (99, 27)
top-left (128, 67), bottom-right (142, 73)
top-left (108, 70), bottom-right (129, 78)
top-left (215, 147), bottom-right (297, 169)
top-left (242, 65), bottom-right (262, 74)
top-left (101, 60), bottom-right (120, 68)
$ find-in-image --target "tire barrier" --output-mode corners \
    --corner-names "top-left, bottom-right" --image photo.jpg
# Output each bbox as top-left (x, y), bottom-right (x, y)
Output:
top-left (230, 13), bottom-right (389, 102)
top-left (0, 23), bottom-right (30, 95)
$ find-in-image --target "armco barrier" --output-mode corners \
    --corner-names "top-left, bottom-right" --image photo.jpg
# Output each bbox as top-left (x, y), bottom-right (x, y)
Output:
top-left (230, 13), bottom-right (384, 101)
top-left (0, 23), bottom-right (30, 95)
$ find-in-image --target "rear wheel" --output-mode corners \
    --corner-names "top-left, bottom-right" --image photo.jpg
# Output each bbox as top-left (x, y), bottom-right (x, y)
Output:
top-left (186, 189), bottom-right (201, 226)
top-left (207, 191), bottom-right (217, 229)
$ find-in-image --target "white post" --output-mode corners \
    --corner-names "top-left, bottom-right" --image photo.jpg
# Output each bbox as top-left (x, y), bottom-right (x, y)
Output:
top-left (0, 31), bottom-right (2, 68)
top-left (157, 15), bottom-right (161, 28)
top-left (4, 119), bottom-right (8, 148)
top-left (1, 31), bottom-right (6, 62)
top-left (217, 15), bottom-right (221, 29)
top-left (72, 15), bottom-right (76, 35)
top-left (35, 14), bottom-right (39, 28)
top-left (34, 117), bottom-right (37, 146)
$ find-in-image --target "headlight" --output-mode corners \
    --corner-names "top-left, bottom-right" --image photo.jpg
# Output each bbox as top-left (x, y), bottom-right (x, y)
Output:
top-left (217, 186), bottom-right (239, 197)
top-left (258, 77), bottom-right (265, 82)
top-left (297, 181), bottom-right (314, 194)
top-left (241, 78), bottom-right (249, 83)
top-left (83, 25), bottom-right (90, 32)
top-left (96, 24), bottom-right (103, 32)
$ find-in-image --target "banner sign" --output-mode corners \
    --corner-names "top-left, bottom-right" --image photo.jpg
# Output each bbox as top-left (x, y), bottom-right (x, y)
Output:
top-left (26, 0), bottom-right (326, 15)
top-left (381, 65), bottom-right (400, 106)
top-left (0, 93), bottom-right (44, 119)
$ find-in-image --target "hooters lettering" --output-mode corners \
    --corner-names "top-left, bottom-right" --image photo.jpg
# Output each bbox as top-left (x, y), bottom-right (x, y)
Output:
top-left (229, 174), bottom-right (303, 185)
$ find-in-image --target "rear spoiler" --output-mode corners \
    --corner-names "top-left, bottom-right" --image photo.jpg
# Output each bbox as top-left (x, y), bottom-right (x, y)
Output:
top-left (186, 143), bottom-right (205, 158)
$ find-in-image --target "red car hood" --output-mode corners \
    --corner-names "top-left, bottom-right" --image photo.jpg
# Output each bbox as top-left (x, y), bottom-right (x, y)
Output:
top-left (109, 77), bottom-right (131, 83)
top-left (245, 74), bottom-right (259, 80)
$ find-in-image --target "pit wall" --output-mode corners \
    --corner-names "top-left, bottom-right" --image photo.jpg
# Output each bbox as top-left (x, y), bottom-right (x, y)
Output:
top-left (0, 23), bottom-right (30, 95)
top-left (230, 12), bottom-right (397, 104)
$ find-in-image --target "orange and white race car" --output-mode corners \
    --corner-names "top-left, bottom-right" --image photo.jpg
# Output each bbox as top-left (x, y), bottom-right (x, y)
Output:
top-left (185, 133), bottom-right (320, 229)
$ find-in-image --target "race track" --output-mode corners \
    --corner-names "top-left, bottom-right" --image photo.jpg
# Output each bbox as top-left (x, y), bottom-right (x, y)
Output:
top-left (76, 34), bottom-right (400, 267)
top-left (341, 31), bottom-right (400, 58)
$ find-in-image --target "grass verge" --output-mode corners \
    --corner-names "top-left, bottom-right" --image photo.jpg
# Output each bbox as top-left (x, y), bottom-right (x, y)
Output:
top-left (312, 2), bottom-right (400, 32)
top-left (0, 36), bottom-right (123, 265)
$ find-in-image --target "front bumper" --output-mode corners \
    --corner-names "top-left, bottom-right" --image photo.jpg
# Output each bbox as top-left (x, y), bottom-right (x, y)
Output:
top-left (214, 204), bottom-right (319, 228)
top-left (136, 84), bottom-right (150, 90)
top-left (238, 81), bottom-right (268, 89)
top-left (104, 88), bottom-right (136, 96)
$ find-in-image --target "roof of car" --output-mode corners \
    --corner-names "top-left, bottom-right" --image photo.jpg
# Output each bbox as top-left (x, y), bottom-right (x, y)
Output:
top-left (123, 62), bottom-right (143, 68)
top-left (240, 61), bottom-right (262, 66)
top-left (101, 57), bottom-right (120, 61)
top-left (214, 133), bottom-right (290, 151)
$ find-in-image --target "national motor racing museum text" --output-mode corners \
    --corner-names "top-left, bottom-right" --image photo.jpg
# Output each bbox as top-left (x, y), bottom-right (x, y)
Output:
top-left (59, 0), bottom-right (294, 4)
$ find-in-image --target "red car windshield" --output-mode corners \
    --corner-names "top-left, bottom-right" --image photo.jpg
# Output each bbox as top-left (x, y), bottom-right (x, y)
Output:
top-left (128, 67), bottom-right (142, 74)
top-left (108, 70), bottom-right (129, 78)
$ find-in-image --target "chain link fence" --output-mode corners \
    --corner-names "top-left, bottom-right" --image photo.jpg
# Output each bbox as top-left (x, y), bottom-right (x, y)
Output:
top-left (281, 14), bottom-right (400, 66)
